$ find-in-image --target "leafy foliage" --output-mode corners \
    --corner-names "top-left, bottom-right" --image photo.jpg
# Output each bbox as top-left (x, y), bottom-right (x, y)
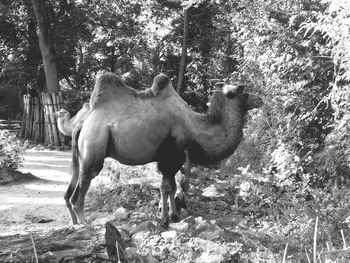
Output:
top-left (0, 130), bottom-right (27, 170)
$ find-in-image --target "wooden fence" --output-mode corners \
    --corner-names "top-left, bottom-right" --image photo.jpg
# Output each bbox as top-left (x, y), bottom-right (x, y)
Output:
top-left (21, 92), bottom-right (66, 146)
top-left (0, 119), bottom-right (21, 131)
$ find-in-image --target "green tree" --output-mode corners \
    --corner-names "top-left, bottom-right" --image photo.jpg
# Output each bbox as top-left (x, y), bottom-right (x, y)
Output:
top-left (31, 0), bottom-right (59, 94)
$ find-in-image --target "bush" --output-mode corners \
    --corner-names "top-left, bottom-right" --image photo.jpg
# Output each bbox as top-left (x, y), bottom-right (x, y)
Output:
top-left (0, 130), bottom-right (27, 170)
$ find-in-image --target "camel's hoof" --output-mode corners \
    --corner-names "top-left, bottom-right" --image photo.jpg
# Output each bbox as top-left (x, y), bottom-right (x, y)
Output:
top-left (170, 213), bottom-right (180, 223)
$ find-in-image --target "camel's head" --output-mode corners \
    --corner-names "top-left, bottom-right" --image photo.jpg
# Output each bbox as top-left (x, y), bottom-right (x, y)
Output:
top-left (208, 83), bottom-right (263, 120)
top-left (53, 109), bottom-right (70, 119)
top-left (222, 83), bottom-right (263, 111)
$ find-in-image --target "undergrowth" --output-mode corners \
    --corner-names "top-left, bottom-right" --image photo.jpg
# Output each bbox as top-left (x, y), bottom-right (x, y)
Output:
top-left (0, 130), bottom-right (27, 170)
top-left (85, 111), bottom-right (350, 262)
top-left (86, 156), bottom-right (350, 262)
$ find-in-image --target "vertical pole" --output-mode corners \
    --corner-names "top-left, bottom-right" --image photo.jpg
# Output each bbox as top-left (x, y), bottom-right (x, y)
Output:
top-left (177, 8), bottom-right (189, 95)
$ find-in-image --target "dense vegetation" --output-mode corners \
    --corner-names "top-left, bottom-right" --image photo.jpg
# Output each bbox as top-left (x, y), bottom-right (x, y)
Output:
top-left (1, 0), bottom-right (350, 261)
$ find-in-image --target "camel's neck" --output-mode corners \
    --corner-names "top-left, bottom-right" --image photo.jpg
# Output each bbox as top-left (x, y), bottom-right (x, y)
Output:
top-left (57, 117), bottom-right (73, 136)
top-left (188, 106), bottom-right (245, 165)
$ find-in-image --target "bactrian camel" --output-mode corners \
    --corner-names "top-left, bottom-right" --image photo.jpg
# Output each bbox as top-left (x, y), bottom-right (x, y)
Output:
top-left (66, 72), bottom-right (263, 225)
top-left (54, 77), bottom-right (191, 214)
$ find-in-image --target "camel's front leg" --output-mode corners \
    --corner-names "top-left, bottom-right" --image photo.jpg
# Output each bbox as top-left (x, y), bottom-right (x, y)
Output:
top-left (168, 180), bottom-right (179, 222)
top-left (157, 145), bottom-right (186, 225)
top-left (160, 179), bottom-right (170, 225)
top-left (160, 174), bottom-right (180, 225)
top-left (174, 152), bottom-right (191, 213)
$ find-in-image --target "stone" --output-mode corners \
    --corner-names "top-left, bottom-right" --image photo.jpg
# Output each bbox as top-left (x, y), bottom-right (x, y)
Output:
top-left (169, 221), bottom-right (190, 231)
top-left (130, 221), bottom-right (157, 235)
top-left (112, 207), bottom-right (130, 221)
top-left (124, 247), bottom-right (140, 258)
top-left (198, 225), bottom-right (223, 242)
top-left (160, 230), bottom-right (177, 241)
top-left (152, 245), bottom-right (169, 260)
top-left (130, 211), bottom-right (147, 220)
top-left (195, 219), bottom-right (211, 231)
top-left (195, 252), bottom-right (225, 263)
top-left (132, 231), bottom-right (151, 247)
top-left (202, 184), bottom-right (224, 198)
top-left (90, 207), bottom-right (129, 225)
top-left (182, 216), bottom-right (196, 226)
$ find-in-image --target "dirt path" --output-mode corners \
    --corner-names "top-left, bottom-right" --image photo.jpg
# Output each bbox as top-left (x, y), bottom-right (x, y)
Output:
top-left (0, 149), bottom-right (73, 236)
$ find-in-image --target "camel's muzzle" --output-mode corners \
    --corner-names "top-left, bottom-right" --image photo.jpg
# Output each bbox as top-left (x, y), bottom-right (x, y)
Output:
top-left (246, 94), bottom-right (263, 110)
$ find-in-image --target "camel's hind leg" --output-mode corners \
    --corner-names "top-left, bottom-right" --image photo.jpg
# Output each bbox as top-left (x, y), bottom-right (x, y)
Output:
top-left (65, 172), bottom-right (79, 224)
top-left (70, 163), bottom-right (103, 224)
top-left (65, 124), bottom-right (82, 224)
top-left (69, 128), bottom-right (108, 224)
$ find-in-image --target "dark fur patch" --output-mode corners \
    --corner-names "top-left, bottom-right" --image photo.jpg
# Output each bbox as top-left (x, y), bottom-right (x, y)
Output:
top-left (187, 141), bottom-right (208, 165)
top-left (155, 135), bottom-right (186, 175)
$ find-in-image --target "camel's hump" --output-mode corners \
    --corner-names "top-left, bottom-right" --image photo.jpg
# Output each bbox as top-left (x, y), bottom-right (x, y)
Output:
top-left (90, 73), bottom-right (137, 109)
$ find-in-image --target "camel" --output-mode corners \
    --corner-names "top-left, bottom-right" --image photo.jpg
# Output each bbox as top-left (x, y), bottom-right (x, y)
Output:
top-left (54, 76), bottom-right (191, 215)
top-left (53, 103), bottom-right (90, 136)
top-left (66, 72), bottom-right (263, 225)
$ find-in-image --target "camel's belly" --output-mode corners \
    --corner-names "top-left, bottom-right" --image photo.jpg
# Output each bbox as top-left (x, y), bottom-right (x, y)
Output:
top-left (106, 116), bottom-right (171, 165)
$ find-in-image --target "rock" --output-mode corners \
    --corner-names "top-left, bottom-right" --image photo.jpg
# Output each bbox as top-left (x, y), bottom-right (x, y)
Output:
top-left (195, 216), bottom-right (204, 223)
top-left (132, 231), bottom-right (151, 247)
top-left (196, 251), bottom-right (240, 263)
top-left (195, 252), bottom-right (225, 263)
top-left (161, 230), bottom-right (177, 241)
top-left (198, 225), bottom-right (223, 242)
top-left (195, 219), bottom-right (211, 231)
top-left (91, 207), bottom-right (129, 225)
top-left (189, 237), bottom-right (241, 263)
top-left (169, 221), bottom-right (189, 231)
top-left (112, 207), bottom-right (130, 221)
top-left (130, 221), bottom-right (157, 235)
top-left (130, 211), bottom-right (147, 220)
top-left (152, 245), bottom-right (169, 260)
top-left (202, 184), bottom-right (224, 198)
top-left (124, 247), bottom-right (140, 258)
top-left (182, 216), bottom-right (196, 226)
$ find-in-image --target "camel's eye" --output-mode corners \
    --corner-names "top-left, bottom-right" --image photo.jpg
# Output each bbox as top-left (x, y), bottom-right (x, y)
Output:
top-left (243, 94), bottom-right (249, 102)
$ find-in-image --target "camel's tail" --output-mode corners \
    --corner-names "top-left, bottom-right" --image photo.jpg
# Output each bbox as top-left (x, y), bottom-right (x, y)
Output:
top-left (71, 124), bottom-right (82, 177)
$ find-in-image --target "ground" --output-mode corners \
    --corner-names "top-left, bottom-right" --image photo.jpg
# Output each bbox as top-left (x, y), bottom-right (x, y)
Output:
top-left (0, 148), bottom-right (246, 262)
top-left (1, 148), bottom-right (349, 262)
top-left (0, 149), bottom-right (72, 235)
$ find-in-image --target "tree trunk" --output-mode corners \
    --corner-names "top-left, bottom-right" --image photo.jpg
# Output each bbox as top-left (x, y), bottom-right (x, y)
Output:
top-left (177, 8), bottom-right (189, 95)
top-left (31, 0), bottom-right (59, 94)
